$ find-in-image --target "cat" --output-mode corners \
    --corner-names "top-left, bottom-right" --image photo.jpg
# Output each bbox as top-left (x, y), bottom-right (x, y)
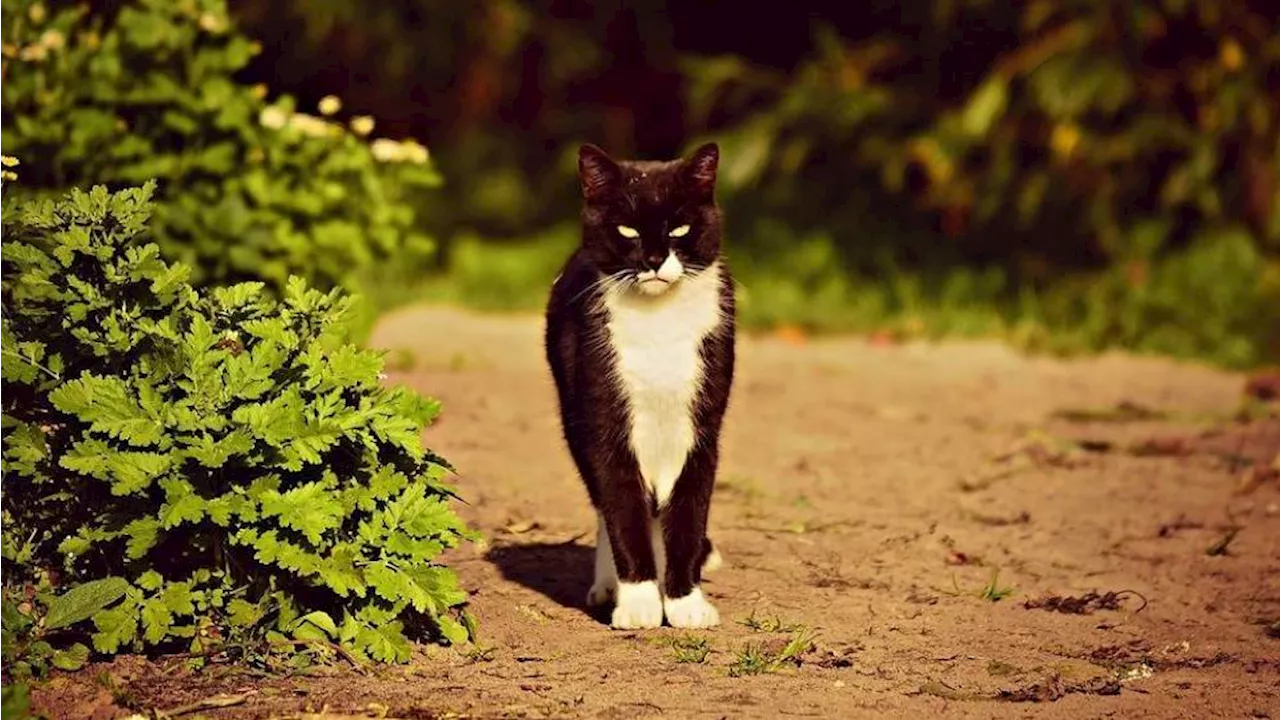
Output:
top-left (543, 141), bottom-right (735, 629)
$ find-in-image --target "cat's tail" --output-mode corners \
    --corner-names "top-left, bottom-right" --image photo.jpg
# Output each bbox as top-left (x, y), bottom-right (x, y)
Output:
top-left (701, 537), bottom-right (723, 574)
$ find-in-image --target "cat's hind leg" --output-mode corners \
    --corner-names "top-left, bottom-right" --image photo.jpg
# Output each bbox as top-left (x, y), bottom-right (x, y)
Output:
top-left (587, 511), bottom-right (618, 607)
top-left (701, 536), bottom-right (723, 573)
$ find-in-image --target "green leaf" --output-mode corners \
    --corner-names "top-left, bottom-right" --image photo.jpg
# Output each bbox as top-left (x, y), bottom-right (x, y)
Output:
top-left (137, 571), bottom-right (164, 591)
top-left (123, 518), bottom-right (161, 559)
top-left (227, 599), bottom-right (264, 628)
top-left (2, 682), bottom-right (31, 719)
top-left (259, 482), bottom-right (344, 544)
top-left (162, 583), bottom-right (196, 616)
top-left (435, 615), bottom-right (469, 646)
top-left (48, 375), bottom-right (164, 446)
top-left (294, 611), bottom-right (338, 639)
top-left (141, 599), bottom-right (173, 643)
top-left (61, 441), bottom-right (172, 495)
top-left (160, 490), bottom-right (207, 529)
top-left (354, 621), bottom-right (412, 663)
top-left (960, 76), bottom-right (1008, 137)
top-left (45, 578), bottom-right (130, 631)
top-left (51, 643), bottom-right (91, 671)
top-left (91, 607), bottom-right (138, 654)
top-left (182, 431), bottom-right (254, 468)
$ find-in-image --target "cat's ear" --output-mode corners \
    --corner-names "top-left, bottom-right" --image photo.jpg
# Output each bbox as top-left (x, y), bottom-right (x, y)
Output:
top-left (578, 144), bottom-right (620, 202)
top-left (682, 142), bottom-right (719, 198)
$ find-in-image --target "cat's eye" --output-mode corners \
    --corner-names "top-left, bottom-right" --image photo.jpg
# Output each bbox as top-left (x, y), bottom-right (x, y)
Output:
top-left (616, 225), bottom-right (640, 239)
top-left (668, 224), bottom-right (691, 238)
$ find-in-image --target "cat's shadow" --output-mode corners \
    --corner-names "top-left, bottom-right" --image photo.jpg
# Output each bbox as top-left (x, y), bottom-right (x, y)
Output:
top-left (484, 542), bottom-right (610, 622)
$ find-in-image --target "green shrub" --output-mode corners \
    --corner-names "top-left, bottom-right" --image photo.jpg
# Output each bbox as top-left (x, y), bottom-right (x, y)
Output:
top-left (681, 1), bottom-right (1280, 366)
top-left (0, 0), bottom-right (440, 293)
top-left (1, 182), bottom-right (476, 677)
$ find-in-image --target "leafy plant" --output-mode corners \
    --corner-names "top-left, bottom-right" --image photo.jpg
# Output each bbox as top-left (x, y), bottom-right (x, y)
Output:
top-left (1, 182), bottom-right (477, 671)
top-left (0, 0), bottom-right (441, 295)
top-left (2, 578), bottom-right (128, 681)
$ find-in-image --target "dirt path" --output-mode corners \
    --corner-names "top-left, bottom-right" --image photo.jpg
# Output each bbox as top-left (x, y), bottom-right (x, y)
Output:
top-left (40, 304), bottom-right (1280, 719)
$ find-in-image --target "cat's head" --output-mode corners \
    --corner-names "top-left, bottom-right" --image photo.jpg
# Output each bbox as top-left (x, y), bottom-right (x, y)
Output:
top-left (576, 142), bottom-right (721, 297)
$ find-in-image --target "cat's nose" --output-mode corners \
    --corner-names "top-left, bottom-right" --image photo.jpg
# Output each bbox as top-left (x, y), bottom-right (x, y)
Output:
top-left (644, 253), bottom-right (664, 269)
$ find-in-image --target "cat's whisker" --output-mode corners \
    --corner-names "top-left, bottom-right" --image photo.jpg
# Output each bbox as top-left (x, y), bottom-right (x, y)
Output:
top-left (567, 270), bottom-right (630, 307)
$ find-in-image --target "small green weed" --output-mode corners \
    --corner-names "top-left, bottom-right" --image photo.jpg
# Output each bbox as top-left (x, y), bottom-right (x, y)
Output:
top-left (737, 609), bottom-right (801, 633)
top-left (939, 569), bottom-right (1016, 602)
top-left (669, 635), bottom-right (711, 664)
top-left (464, 645), bottom-right (497, 663)
top-left (727, 628), bottom-right (817, 677)
top-left (980, 570), bottom-right (1017, 602)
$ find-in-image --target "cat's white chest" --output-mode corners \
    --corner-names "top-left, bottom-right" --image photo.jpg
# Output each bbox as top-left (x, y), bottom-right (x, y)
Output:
top-left (603, 264), bottom-right (723, 509)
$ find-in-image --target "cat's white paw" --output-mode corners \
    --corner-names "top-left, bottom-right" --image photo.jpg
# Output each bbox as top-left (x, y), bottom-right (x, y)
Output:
top-left (586, 580), bottom-right (617, 607)
top-left (663, 587), bottom-right (720, 629)
top-left (611, 581), bottom-right (663, 629)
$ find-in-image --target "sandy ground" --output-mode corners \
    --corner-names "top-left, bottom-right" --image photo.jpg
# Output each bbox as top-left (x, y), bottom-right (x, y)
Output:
top-left (32, 304), bottom-right (1280, 719)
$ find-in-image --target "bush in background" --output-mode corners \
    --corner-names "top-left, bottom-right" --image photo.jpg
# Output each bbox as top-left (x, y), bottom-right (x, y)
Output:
top-left (685, 1), bottom-right (1280, 366)
top-left (1, 182), bottom-right (475, 681)
top-left (0, 0), bottom-right (440, 296)
top-left (220, 0), bottom-right (1280, 368)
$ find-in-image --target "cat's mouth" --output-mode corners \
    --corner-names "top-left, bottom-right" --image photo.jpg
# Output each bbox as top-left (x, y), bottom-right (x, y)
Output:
top-left (635, 272), bottom-right (675, 296)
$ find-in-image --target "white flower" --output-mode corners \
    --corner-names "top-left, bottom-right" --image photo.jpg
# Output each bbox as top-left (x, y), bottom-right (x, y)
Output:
top-left (370, 138), bottom-right (403, 162)
top-left (402, 139), bottom-right (430, 164)
top-left (198, 12), bottom-right (226, 33)
top-left (369, 138), bottom-right (432, 164)
top-left (259, 106), bottom-right (288, 130)
top-left (19, 44), bottom-right (48, 62)
top-left (317, 95), bottom-right (342, 116)
top-left (289, 113), bottom-right (334, 138)
top-left (349, 115), bottom-right (375, 137)
top-left (39, 30), bottom-right (65, 50)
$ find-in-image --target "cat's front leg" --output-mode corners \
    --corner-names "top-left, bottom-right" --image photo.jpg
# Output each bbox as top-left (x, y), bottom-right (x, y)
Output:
top-left (659, 445), bottom-right (720, 629)
top-left (597, 468), bottom-right (664, 629)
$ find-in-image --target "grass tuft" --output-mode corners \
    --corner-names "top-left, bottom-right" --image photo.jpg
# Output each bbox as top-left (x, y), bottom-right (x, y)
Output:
top-left (727, 627), bottom-right (817, 677)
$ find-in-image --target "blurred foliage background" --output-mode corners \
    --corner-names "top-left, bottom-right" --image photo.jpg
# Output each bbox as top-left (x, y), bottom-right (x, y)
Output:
top-left (4, 0), bottom-right (1279, 367)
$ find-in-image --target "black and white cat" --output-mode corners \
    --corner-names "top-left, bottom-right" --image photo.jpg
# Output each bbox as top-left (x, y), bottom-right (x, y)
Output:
top-left (544, 142), bottom-right (736, 629)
